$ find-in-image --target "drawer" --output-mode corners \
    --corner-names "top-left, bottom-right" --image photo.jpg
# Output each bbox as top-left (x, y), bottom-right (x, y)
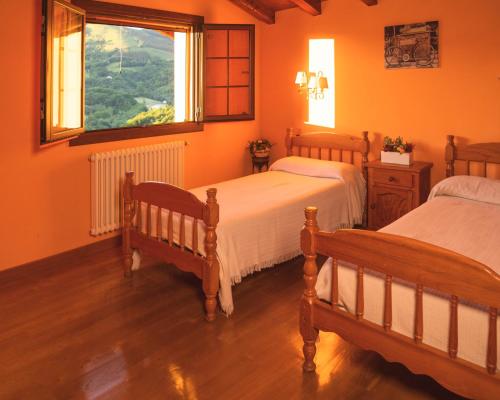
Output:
top-left (372, 169), bottom-right (414, 188)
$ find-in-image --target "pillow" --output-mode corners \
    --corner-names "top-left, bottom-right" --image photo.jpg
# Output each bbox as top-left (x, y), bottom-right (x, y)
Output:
top-left (269, 156), bottom-right (359, 180)
top-left (270, 156), bottom-right (367, 226)
top-left (428, 175), bottom-right (500, 205)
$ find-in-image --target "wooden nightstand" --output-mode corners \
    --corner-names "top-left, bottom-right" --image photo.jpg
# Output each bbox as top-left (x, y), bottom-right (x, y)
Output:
top-left (367, 160), bottom-right (433, 230)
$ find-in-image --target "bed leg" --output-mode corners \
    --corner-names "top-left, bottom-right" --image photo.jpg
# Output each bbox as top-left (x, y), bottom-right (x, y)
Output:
top-left (203, 188), bottom-right (220, 322)
top-left (123, 171), bottom-right (135, 278)
top-left (123, 251), bottom-right (133, 278)
top-left (203, 262), bottom-right (219, 322)
top-left (301, 300), bottom-right (319, 372)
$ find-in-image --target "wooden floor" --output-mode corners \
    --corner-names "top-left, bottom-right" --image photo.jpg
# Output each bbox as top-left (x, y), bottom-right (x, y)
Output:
top-left (0, 245), bottom-right (466, 400)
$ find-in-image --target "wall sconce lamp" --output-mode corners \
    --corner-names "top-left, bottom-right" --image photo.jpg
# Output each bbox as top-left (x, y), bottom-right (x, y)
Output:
top-left (295, 71), bottom-right (328, 99)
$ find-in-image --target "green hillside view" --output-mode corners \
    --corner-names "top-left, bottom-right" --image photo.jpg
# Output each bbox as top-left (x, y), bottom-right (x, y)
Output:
top-left (85, 24), bottom-right (175, 131)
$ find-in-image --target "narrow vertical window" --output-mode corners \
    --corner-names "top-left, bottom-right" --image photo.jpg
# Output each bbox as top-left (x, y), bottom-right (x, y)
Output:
top-left (307, 39), bottom-right (335, 128)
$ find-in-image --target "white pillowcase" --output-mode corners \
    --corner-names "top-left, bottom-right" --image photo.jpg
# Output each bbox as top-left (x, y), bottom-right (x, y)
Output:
top-left (270, 156), bottom-right (366, 225)
top-left (428, 175), bottom-right (500, 205)
top-left (270, 156), bottom-right (359, 180)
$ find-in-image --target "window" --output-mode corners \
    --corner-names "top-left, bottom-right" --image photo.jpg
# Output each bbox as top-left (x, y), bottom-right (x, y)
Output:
top-left (41, 0), bottom-right (205, 145)
top-left (307, 39), bottom-right (335, 128)
top-left (203, 25), bottom-right (255, 121)
top-left (84, 24), bottom-right (188, 131)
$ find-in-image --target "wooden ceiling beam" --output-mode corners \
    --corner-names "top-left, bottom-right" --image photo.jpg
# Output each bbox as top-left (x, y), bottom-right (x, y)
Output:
top-left (228, 0), bottom-right (275, 24)
top-left (361, 0), bottom-right (378, 5)
top-left (290, 0), bottom-right (321, 16)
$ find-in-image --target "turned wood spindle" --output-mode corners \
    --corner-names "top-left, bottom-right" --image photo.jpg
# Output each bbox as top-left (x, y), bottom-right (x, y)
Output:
top-left (329, 148), bottom-right (333, 161)
top-left (350, 150), bottom-right (354, 164)
top-left (308, 146), bottom-right (312, 158)
top-left (356, 266), bottom-right (364, 320)
top-left (331, 258), bottom-right (338, 306)
top-left (180, 214), bottom-right (185, 250)
top-left (384, 275), bottom-right (392, 332)
top-left (136, 201), bottom-right (142, 234)
top-left (156, 207), bottom-right (162, 241)
top-left (415, 284), bottom-right (424, 344)
top-left (483, 161), bottom-right (487, 178)
top-left (487, 307), bottom-right (497, 374)
top-left (168, 210), bottom-right (173, 246)
top-left (339, 150), bottom-right (343, 162)
top-left (146, 203), bottom-right (151, 238)
top-left (192, 218), bottom-right (198, 256)
top-left (445, 135), bottom-right (455, 177)
top-left (449, 295), bottom-right (458, 359)
top-left (466, 161), bottom-right (471, 176)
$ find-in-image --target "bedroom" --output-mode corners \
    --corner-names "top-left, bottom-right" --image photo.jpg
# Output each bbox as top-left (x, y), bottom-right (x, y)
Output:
top-left (0, 0), bottom-right (499, 398)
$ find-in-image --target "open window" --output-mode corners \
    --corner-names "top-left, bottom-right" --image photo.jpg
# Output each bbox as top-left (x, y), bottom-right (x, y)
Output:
top-left (41, 1), bottom-right (256, 146)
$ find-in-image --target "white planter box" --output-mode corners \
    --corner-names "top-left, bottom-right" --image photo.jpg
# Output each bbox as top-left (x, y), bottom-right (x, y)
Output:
top-left (381, 151), bottom-right (413, 166)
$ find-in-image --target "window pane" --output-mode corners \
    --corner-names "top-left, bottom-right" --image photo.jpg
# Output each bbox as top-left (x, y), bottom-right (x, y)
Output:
top-left (85, 24), bottom-right (186, 131)
top-left (51, 1), bottom-right (84, 131)
top-left (308, 39), bottom-right (335, 128)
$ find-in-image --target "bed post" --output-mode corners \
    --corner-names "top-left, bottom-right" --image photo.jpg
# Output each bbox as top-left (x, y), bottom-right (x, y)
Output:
top-left (446, 135), bottom-right (456, 177)
top-left (123, 171), bottom-right (134, 278)
top-left (203, 188), bottom-right (220, 322)
top-left (300, 206), bottom-right (320, 372)
top-left (361, 131), bottom-right (369, 228)
top-left (361, 131), bottom-right (369, 181)
top-left (286, 127), bottom-right (301, 156)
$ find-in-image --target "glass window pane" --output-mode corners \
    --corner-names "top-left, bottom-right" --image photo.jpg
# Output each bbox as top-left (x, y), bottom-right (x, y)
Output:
top-left (308, 39), bottom-right (335, 129)
top-left (85, 24), bottom-right (187, 131)
top-left (51, 2), bottom-right (84, 131)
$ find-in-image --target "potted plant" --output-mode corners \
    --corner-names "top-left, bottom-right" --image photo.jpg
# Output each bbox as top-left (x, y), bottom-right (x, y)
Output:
top-left (248, 139), bottom-right (273, 158)
top-left (381, 136), bottom-right (414, 165)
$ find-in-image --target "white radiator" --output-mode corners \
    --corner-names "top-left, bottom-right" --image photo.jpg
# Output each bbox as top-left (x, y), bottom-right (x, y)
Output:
top-left (89, 141), bottom-right (186, 236)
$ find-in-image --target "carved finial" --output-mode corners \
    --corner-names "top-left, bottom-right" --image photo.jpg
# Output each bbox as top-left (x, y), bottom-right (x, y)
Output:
top-left (304, 206), bottom-right (318, 227)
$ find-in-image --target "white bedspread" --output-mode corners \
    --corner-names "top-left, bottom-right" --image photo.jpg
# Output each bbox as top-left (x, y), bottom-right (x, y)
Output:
top-left (191, 170), bottom-right (364, 314)
top-left (316, 195), bottom-right (500, 368)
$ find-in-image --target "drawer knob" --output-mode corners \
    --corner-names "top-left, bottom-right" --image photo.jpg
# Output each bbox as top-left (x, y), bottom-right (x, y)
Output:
top-left (370, 203), bottom-right (376, 209)
top-left (388, 176), bottom-right (396, 182)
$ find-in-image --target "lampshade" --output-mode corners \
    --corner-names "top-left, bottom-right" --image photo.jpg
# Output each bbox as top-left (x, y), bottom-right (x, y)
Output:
top-left (295, 71), bottom-right (307, 86)
top-left (307, 73), bottom-right (317, 89)
top-left (318, 76), bottom-right (328, 90)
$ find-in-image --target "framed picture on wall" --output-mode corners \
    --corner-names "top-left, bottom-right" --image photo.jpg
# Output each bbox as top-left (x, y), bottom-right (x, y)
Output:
top-left (384, 21), bottom-right (439, 69)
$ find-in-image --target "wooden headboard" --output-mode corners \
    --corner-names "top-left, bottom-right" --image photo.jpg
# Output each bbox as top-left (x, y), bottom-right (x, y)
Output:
top-left (285, 128), bottom-right (370, 180)
top-left (445, 135), bottom-right (500, 178)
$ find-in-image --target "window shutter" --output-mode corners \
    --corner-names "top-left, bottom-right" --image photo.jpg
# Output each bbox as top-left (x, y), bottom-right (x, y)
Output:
top-left (41, 0), bottom-right (86, 143)
top-left (203, 24), bottom-right (255, 122)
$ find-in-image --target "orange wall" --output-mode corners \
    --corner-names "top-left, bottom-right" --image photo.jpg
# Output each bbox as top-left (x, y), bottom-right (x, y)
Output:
top-left (260, 0), bottom-right (500, 179)
top-left (0, 0), bottom-right (262, 270)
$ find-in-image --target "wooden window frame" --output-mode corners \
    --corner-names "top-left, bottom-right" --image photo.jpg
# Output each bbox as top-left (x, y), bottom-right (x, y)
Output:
top-left (203, 24), bottom-right (255, 122)
top-left (41, 0), bottom-right (86, 143)
top-left (41, 0), bottom-right (205, 146)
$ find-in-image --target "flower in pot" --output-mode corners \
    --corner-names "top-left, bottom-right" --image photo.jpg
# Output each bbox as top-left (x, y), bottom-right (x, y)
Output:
top-left (381, 136), bottom-right (414, 165)
top-left (248, 139), bottom-right (273, 158)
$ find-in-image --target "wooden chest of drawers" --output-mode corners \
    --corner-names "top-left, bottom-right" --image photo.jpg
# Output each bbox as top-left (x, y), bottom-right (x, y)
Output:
top-left (367, 160), bottom-right (433, 230)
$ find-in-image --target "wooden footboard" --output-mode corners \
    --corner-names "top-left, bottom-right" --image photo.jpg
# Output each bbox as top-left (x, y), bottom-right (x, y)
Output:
top-left (122, 171), bottom-right (220, 321)
top-left (300, 207), bottom-right (500, 400)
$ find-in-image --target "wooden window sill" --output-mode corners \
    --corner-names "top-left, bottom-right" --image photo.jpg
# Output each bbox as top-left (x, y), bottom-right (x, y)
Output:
top-left (69, 122), bottom-right (203, 146)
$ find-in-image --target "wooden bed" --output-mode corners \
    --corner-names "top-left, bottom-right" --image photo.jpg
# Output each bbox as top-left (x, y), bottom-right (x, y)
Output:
top-left (123, 129), bottom-right (369, 321)
top-left (299, 135), bottom-right (500, 400)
